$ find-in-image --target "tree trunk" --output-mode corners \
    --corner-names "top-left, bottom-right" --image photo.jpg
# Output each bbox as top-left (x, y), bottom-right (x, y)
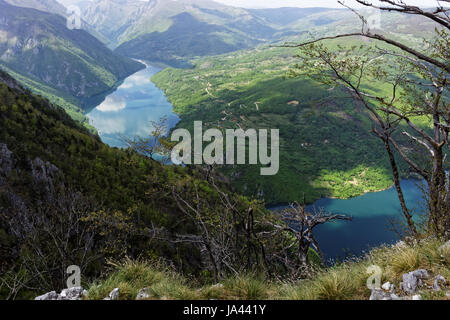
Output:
top-left (381, 134), bottom-right (418, 236)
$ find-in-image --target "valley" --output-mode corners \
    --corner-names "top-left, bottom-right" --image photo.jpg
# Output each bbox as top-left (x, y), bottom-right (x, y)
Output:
top-left (151, 44), bottom-right (400, 204)
top-left (87, 63), bottom-right (180, 148)
top-left (0, 0), bottom-right (448, 302)
top-left (0, 0), bottom-right (144, 128)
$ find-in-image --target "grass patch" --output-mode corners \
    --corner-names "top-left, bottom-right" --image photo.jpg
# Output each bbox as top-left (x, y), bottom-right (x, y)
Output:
top-left (87, 239), bottom-right (450, 300)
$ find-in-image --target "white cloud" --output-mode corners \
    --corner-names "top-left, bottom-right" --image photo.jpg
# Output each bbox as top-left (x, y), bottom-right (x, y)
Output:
top-left (119, 73), bottom-right (150, 89)
top-left (96, 95), bottom-right (127, 112)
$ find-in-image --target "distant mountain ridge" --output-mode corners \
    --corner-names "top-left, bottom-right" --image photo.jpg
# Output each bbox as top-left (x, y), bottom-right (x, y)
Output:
top-left (114, 11), bottom-right (263, 68)
top-left (4, 0), bottom-right (66, 16)
top-left (79, 0), bottom-right (337, 66)
top-left (0, 0), bottom-right (144, 118)
top-left (7, 0), bottom-right (338, 68)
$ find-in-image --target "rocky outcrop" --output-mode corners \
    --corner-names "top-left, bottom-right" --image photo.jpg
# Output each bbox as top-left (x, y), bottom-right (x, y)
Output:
top-left (401, 269), bottom-right (429, 294)
top-left (369, 288), bottom-right (400, 300)
top-left (0, 143), bottom-right (13, 186)
top-left (35, 287), bottom-right (88, 300)
top-left (103, 288), bottom-right (120, 300)
top-left (370, 270), bottom-right (447, 300)
top-left (35, 291), bottom-right (60, 301)
top-left (433, 275), bottom-right (446, 291)
top-left (136, 288), bottom-right (150, 300)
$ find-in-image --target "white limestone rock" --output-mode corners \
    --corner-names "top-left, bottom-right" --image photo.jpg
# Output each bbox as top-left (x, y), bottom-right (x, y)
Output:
top-left (136, 288), bottom-right (150, 300)
top-left (401, 269), bottom-right (429, 294)
top-left (108, 288), bottom-right (120, 300)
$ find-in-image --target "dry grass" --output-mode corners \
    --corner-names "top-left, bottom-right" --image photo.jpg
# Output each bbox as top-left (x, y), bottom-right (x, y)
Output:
top-left (388, 246), bottom-right (421, 274)
top-left (87, 239), bottom-right (450, 300)
top-left (87, 258), bottom-right (198, 300)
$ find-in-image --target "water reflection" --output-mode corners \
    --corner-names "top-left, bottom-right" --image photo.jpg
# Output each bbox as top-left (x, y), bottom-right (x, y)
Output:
top-left (87, 64), bottom-right (180, 148)
top-left (96, 95), bottom-right (127, 112)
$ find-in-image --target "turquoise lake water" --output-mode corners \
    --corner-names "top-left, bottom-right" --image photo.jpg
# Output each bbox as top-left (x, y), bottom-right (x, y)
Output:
top-left (87, 65), bottom-right (427, 261)
top-left (87, 63), bottom-right (180, 148)
top-left (270, 179), bottom-right (427, 261)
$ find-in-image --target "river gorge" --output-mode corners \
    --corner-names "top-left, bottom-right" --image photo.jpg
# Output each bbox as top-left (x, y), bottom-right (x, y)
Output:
top-left (87, 64), bottom-right (427, 261)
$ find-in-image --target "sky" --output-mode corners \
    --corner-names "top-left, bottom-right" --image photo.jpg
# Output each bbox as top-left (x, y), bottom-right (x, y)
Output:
top-left (214, 0), bottom-right (442, 9)
top-left (56, 0), bottom-right (443, 9)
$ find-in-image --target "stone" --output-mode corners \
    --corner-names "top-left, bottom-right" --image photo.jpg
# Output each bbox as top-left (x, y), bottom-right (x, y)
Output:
top-left (370, 288), bottom-right (392, 300)
top-left (60, 287), bottom-right (86, 300)
top-left (394, 241), bottom-right (407, 248)
top-left (412, 294), bottom-right (422, 300)
top-left (136, 288), bottom-right (150, 300)
top-left (35, 287), bottom-right (88, 300)
top-left (401, 269), bottom-right (429, 294)
top-left (35, 291), bottom-right (59, 300)
top-left (389, 283), bottom-right (396, 293)
top-left (381, 282), bottom-right (391, 291)
top-left (108, 288), bottom-right (120, 300)
top-left (433, 275), bottom-right (446, 291)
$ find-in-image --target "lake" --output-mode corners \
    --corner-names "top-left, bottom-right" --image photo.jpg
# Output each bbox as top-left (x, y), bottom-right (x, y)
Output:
top-left (270, 179), bottom-right (427, 261)
top-left (87, 63), bottom-right (180, 148)
top-left (87, 65), bottom-right (427, 262)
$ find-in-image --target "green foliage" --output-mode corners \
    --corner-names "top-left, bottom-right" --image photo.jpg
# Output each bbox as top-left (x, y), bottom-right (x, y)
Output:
top-left (0, 1), bottom-right (143, 128)
top-left (149, 9), bottom-right (441, 205)
top-left (115, 12), bottom-right (258, 68)
top-left (152, 45), bottom-right (399, 204)
top-left (0, 76), bottom-right (288, 297)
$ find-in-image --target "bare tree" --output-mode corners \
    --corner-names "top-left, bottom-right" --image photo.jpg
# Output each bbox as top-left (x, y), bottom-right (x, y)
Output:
top-left (170, 178), bottom-right (269, 282)
top-left (0, 266), bottom-right (34, 300)
top-left (284, 0), bottom-right (449, 238)
top-left (265, 202), bottom-right (351, 277)
top-left (0, 155), bottom-right (135, 295)
top-left (168, 166), bottom-right (351, 280)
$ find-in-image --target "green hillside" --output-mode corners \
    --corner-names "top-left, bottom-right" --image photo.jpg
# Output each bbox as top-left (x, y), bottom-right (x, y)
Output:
top-left (81, 0), bottom-right (337, 67)
top-left (0, 69), bottom-right (290, 297)
top-left (0, 0), bottom-right (144, 123)
top-left (115, 12), bottom-right (260, 68)
top-left (152, 45), bottom-right (399, 204)
top-left (149, 9), bottom-right (442, 205)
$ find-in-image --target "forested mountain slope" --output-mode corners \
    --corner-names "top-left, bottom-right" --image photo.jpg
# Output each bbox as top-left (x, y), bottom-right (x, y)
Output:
top-left (152, 12), bottom-right (440, 204)
top-left (5, 0), bottom-right (66, 15)
top-left (80, 0), bottom-right (337, 66)
top-left (0, 69), bottom-right (288, 297)
top-left (0, 0), bottom-right (143, 124)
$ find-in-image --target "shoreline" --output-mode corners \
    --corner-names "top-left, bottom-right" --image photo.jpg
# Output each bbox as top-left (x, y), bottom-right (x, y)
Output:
top-left (267, 177), bottom-right (425, 210)
top-left (267, 181), bottom-right (398, 210)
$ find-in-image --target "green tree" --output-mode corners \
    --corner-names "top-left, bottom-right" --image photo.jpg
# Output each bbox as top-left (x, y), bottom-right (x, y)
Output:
top-left (286, 0), bottom-right (449, 238)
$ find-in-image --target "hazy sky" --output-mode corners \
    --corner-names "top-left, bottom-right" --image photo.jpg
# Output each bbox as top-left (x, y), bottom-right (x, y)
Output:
top-left (214, 0), bottom-right (442, 8)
